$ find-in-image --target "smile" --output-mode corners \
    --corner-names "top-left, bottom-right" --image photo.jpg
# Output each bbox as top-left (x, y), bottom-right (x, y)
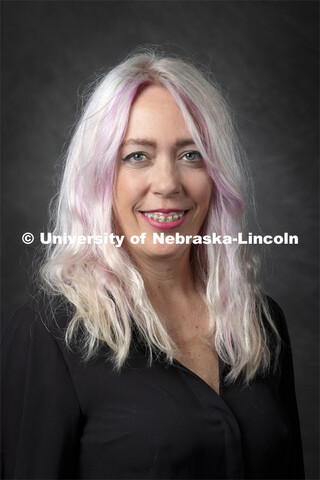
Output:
top-left (143, 211), bottom-right (185, 222)
top-left (139, 210), bottom-right (189, 230)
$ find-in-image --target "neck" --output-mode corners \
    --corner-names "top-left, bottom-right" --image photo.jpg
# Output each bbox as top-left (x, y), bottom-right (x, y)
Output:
top-left (130, 247), bottom-right (209, 342)
top-left (131, 248), bottom-right (196, 301)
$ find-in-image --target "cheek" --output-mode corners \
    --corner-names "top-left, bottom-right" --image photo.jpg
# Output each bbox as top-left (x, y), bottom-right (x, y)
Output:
top-left (114, 173), bottom-right (133, 209)
top-left (187, 173), bottom-right (212, 211)
top-left (114, 171), bottom-right (145, 217)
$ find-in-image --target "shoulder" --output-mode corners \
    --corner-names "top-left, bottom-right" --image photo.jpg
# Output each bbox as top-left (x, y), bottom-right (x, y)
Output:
top-left (1, 293), bottom-right (85, 409)
top-left (262, 295), bottom-right (296, 381)
top-left (264, 295), bottom-right (291, 346)
top-left (1, 292), bottom-right (73, 354)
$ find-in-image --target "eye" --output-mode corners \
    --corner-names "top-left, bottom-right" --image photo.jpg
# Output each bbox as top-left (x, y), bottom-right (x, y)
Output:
top-left (122, 152), bottom-right (147, 163)
top-left (182, 151), bottom-right (203, 162)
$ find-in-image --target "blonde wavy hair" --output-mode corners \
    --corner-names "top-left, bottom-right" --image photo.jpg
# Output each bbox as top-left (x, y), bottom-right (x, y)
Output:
top-left (40, 48), bottom-right (280, 384)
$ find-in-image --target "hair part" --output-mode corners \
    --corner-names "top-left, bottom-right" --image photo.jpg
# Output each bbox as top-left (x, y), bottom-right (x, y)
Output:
top-left (40, 47), bottom-right (281, 384)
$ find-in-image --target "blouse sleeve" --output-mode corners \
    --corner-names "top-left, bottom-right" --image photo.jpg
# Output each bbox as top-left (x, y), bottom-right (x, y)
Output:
top-left (1, 303), bottom-right (82, 479)
top-left (268, 297), bottom-right (305, 479)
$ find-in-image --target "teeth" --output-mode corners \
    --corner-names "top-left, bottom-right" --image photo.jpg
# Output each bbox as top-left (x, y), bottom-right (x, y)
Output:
top-left (143, 211), bottom-right (185, 222)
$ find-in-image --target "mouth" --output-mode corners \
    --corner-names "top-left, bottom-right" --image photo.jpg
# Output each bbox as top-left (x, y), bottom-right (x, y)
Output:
top-left (139, 209), bottom-right (189, 230)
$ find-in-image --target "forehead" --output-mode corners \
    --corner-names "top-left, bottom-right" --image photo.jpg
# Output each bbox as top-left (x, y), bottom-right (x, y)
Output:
top-left (124, 84), bottom-right (191, 140)
top-left (131, 84), bottom-right (178, 110)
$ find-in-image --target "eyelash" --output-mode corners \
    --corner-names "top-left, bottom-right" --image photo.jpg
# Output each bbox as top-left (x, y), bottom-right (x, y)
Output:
top-left (121, 150), bottom-right (203, 163)
top-left (182, 151), bottom-right (203, 162)
top-left (122, 152), bottom-right (147, 163)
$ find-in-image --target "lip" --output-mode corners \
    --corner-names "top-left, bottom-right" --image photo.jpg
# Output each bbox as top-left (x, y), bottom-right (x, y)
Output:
top-left (139, 210), bottom-right (189, 230)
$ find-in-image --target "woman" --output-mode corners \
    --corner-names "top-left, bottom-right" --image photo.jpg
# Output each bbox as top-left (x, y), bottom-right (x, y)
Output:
top-left (2, 49), bottom-right (304, 479)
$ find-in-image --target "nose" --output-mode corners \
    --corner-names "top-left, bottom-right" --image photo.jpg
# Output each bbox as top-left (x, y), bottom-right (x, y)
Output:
top-left (151, 156), bottom-right (182, 197)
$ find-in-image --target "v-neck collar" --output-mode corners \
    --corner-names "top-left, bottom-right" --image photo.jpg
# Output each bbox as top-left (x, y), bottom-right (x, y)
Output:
top-left (171, 356), bottom-right (221, 396)
top-left (130, 328), bottom-right (231, 397)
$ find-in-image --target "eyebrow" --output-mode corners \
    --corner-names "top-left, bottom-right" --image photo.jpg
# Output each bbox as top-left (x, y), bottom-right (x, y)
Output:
top-left (120, 138), bottom-right (196, 149)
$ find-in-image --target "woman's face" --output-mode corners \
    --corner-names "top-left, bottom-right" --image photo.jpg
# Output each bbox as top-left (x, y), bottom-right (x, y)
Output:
top-left (113, 84), bottom-right (212, 261)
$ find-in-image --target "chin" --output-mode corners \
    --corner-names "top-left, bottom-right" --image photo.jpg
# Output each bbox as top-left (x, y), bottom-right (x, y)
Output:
top-left (131, 243), bottom-right (190, 261)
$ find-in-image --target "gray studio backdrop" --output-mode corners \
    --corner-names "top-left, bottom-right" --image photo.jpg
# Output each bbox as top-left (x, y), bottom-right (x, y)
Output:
top-left (2, 1), bottom-right (319, 478)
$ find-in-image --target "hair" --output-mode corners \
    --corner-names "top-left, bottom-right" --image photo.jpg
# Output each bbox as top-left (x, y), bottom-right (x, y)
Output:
top-left (40, 47), bottom-right (281, 384)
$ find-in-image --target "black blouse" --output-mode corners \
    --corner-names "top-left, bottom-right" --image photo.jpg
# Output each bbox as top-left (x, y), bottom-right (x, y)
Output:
top-left (1, 295), bottom-right (304, 480)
